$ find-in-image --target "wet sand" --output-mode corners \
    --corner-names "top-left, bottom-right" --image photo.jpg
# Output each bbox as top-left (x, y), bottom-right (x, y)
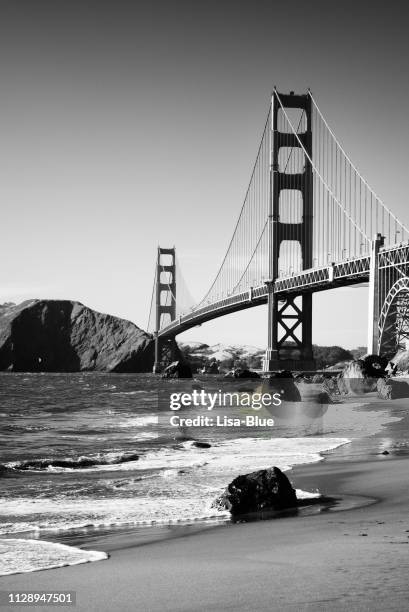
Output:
top-left (4, 396), bottom-right (409, 611)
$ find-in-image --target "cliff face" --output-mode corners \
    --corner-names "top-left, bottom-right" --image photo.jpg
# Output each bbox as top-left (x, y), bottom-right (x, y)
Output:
top-left (0, 300), bottom-right (155, 372)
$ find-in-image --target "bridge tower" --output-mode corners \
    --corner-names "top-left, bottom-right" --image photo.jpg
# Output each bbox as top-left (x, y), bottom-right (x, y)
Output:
top-left (153, 247), bottom-right (178, 373)
top-left (367, 234), bottom-right (385, 355)
top-left (264, 91), bottom-right (315, 372)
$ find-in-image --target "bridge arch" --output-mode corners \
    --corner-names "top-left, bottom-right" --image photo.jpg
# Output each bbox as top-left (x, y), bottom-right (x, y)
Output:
top-left (378, 277), bottom-right (409, 359)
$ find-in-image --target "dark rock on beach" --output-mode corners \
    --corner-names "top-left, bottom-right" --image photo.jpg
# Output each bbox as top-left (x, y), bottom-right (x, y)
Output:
top-left (267, 371), bottom-right (301, 401)
top-left (11, 452), bottom-right (140, 471)
top-left (377, 377), bottom-right (409, 400)
top-left (192, 441), bottom-right (211, 449)
top-left (338, 354), bottom-right (388, 395)
top-left (224, 368), bottom-right (260, 379)
top-left (0, 299), bottom-right (155, 372)
top-left (213, 467), bottom-right (297, 516)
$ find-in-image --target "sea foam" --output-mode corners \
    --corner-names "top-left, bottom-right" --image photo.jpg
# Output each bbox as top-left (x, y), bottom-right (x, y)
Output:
top-left (0, 538), bottom-right (107, 576)
top-left (0, 436), bottom-right (349, 535)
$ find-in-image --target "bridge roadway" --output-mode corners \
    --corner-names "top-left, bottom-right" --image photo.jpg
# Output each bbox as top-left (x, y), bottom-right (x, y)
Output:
top-left (158, 254), bottom-right (370, 338)
top-left (158, 243), bottom-right (409, 340)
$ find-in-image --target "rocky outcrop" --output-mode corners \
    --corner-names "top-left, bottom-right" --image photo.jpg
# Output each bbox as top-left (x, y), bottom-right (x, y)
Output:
top-left (267, 371), bottom-right (301, 401)
top-left (391, 350), bottom-right (409, 374)
top-left (377, 377), bottom-right (409, 400)
top-left (338, 354), bottom-right (388, 395)
top-left (192, 441), bottom-right (211, 449)
top-left (213, 467), bottom-right (297, 516)
top-left (224, 368), bottom-right (260, 379)
top-left (0, 300), bottom-right (155, 372)
top-left (161, 360), bottom-right (192, 379)
top-left (296, 380), bottom-right (332, 405)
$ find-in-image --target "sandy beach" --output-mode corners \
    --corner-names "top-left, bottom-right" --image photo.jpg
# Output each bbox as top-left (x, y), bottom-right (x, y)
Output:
top-left (3, 395), bottom-right (409, 612)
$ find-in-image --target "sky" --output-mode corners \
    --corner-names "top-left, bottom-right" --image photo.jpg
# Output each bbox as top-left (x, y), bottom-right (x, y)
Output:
top-left (1, 0), bottom-right (408, 349)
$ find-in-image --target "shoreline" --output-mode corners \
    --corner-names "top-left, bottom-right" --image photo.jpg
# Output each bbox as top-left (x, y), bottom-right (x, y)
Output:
top-left (55, 393), bottom-right (405, 551)
top-left (3, 395), bottom-right (409, 611)
top-left (78, 393), bottom-right (404, 555)
top-left (0, 396), bottom-right (372, 553)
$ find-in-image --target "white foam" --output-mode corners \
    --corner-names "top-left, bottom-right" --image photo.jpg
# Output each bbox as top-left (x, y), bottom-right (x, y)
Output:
top-left (0, 437), bottom-right (349, 535)
top-left (133, 431), bottom-right (158, 440)
top-left (295, 489), bottom-right (321, 499)
top-left (119, 415), bottom-right (158, 427)
top-left (112, 390), bottom-right (148, 396)
top-left (0, 497), bottom-right (230, 535)
top-left (0, 538), bottom-right (107, 576)
top-left (135, 436), bottom-right (350, 474)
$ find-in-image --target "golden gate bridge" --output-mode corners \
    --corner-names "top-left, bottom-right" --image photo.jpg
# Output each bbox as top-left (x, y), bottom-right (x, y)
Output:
top-left (147, 89), bottom-right (409, 372)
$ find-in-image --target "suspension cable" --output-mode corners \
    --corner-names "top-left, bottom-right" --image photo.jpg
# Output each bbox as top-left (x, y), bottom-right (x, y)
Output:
top-left (274, 88), bottom-right (370, 243)
top-left (308, 91), bottom-right (409, 236)
top-left (197, 107), bottom-right (272, 306)
top-left (146, 263), bottom-right (157, 331)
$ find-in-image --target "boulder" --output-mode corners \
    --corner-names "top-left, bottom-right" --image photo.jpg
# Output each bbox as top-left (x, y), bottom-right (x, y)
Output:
top-left (339, 354), bottom-right (388, 395)
top-left (321, 376), bottom-right (340, 396)
top-left (361, 354), bottom-right (389, 377)
top-left (0, 300), bottom-right (154, 372)
top-left (391, 350), bottom-right (409, 374)
top-left (224, 368), bottom-right (260, 379)
top-left (192, 441), bottom-right (211, 449)
top-left (161, 360), bottom-right (192, 379)
top-left (377, 377), bottom-right (409, 400)
top-left (297, 381), bottom-right (331, 402)
top-left (311, 374), bottom-right (324, 384)
top-left (267, 371), bottom-right (301, 401)
top-left (213, 467), bottom-right (297, 516)
top-left (263, 379), bottom-right (329, 421)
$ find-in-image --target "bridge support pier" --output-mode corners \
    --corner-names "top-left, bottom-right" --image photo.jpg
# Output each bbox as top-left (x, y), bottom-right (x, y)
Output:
top-left (263, 291), bottom-right (315, 372)
top-left (153, 332), bottom-right (161, 374)
top-left (153, 247), bottom-right (177, 373)
top-left (263, 90), bottom-right (315, 372)
top-left (153, 335), bottom-right (178, 373)
top-left (367, 233), bottom-right (385, 355)
top-left (265, 281), bottom-right (278, 366)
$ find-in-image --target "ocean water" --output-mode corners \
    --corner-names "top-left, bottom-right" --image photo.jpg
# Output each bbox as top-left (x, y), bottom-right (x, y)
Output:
top-left (0, 372), bottom-right (397, 576)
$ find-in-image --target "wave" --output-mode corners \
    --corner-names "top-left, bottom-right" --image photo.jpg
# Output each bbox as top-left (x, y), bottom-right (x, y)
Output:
top-left (2, 435), bottom-right (350, 476)
top-left (0, 496), bottom-right (230, 536)
top-left (133, 436), bottom-right (351, 473)
top-left (0, 489), bottom-right (323, 538)
top-left (0, 436), bottom-right (350, 537)
top-left (117, 415), bottom-right (158, 427)
top-left (0, 538), bottom-right (107, 576)
top-left (112, 390), bottom-right (148, 396)
top-left (133, 431), bottom-right (159, 441)
top-left (2, 451), bottom-right (140, 473)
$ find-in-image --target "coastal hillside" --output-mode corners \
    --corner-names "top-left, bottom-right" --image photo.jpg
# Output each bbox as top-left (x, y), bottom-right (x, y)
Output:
top-left (0, 300), bottom-right (154, 372)
top-left (179, 341), bottom-right (357, 370)
top-left (178, 342), bottom-right (264, 370)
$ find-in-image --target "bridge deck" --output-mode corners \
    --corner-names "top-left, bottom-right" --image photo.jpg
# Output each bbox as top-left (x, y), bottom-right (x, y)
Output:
top-left (158, 254), bottom-right (371, 338)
